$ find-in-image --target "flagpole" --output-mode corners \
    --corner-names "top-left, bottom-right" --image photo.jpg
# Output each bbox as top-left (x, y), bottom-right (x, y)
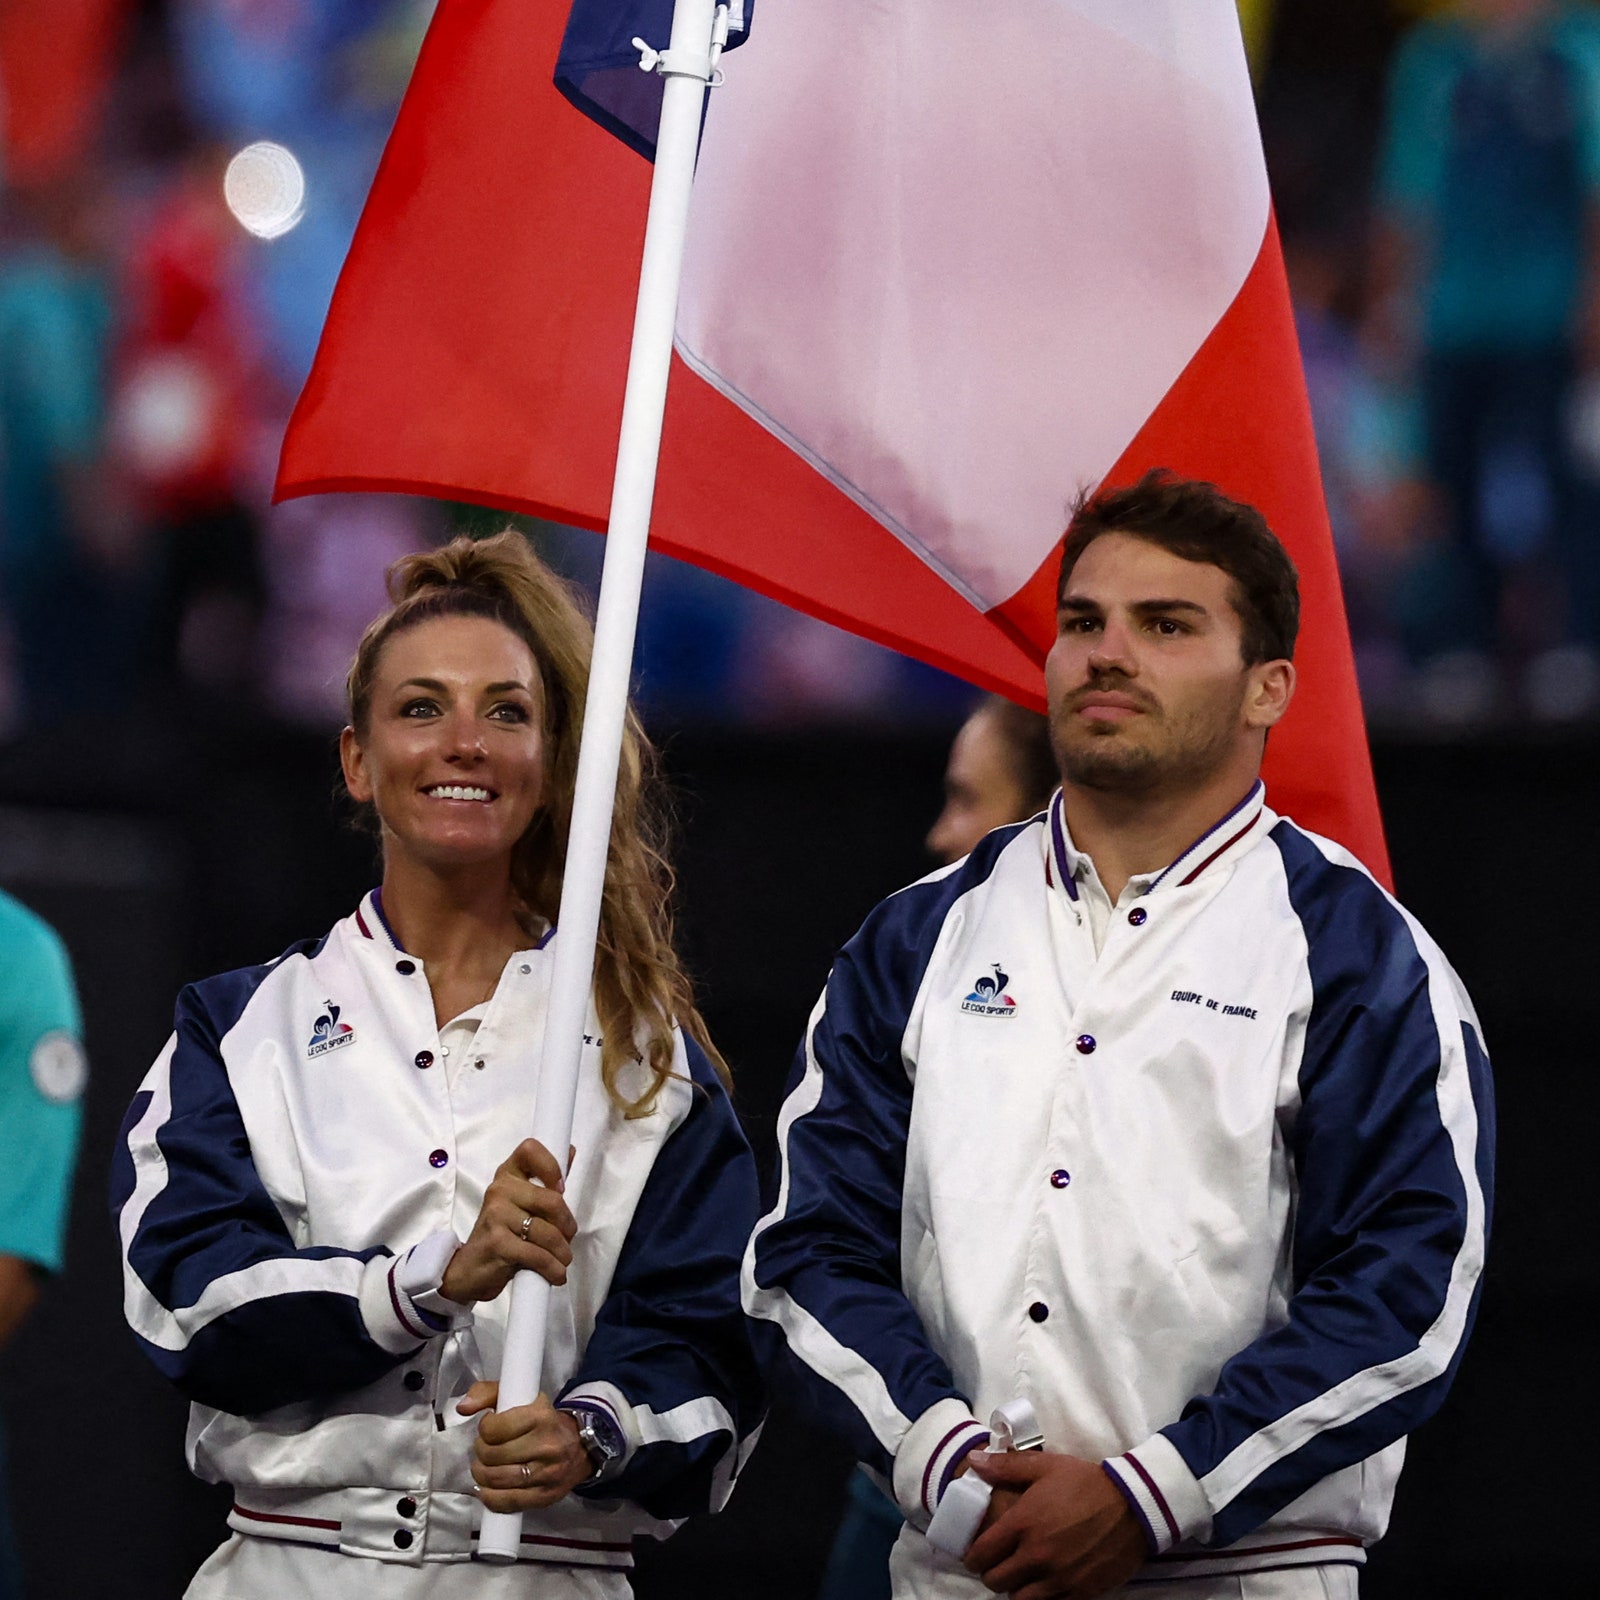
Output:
top-left (477, 0), bottom-right (723, 1565)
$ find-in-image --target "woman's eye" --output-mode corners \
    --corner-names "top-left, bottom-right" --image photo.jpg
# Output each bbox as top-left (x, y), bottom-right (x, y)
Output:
top-left (400, 698), bottom-right (439, 717)
top-left (489, 702), bottom-right (530, 723)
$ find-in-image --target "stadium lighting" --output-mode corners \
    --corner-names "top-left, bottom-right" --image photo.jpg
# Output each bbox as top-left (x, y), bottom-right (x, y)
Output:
top-left (223, 141), bottom-right (306, 239)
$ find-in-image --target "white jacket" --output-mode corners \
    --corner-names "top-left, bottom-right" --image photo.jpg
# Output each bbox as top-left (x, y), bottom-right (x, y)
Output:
top-left (745, 784), bottom-right (1492, 1588)
top-left (114, 892), bottom-right (764, 1570)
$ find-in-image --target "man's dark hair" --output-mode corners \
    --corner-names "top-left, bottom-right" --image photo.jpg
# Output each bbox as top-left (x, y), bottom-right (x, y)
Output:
top-left (1057, 471), bottom-right (1300, 664)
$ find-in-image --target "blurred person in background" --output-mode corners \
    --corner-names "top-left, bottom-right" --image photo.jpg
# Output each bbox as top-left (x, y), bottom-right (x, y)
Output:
top-left (0, 176), bottom-right (115, 730)
top-left (0, 890), bottom-right (87, 1600)
top-left (108, 138), bottom-right (270, 703)
top-left (817, 693), bottom-right (1058, 1600)
top-left (924, 696), bottom-right (1058, 867)
top-left (113, 532), bottom-right (764, 1598)
top-left (1371, 0), bottom-right (1600, 721)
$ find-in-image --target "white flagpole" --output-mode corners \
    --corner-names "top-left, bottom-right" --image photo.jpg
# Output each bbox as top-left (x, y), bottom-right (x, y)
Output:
top-left (477, 0), bottom-right (724, 1565)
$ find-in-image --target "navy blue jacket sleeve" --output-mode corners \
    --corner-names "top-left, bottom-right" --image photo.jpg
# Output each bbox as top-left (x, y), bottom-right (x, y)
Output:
top-left (1110, 829), bottom-right (1495, 1549)
top-left (744, 835), bottom-right (1023, 1514)
top-left (111, 972), bottom-right (419, 1416)
top-left (557, 1037), bottom-right (768, 1521)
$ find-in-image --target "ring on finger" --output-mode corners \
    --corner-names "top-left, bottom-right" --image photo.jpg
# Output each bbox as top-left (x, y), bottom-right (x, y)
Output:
top-left (520, 1463), bottom-right (533, 1485)
top-left (516, 1213), bottom-right (534, 1241)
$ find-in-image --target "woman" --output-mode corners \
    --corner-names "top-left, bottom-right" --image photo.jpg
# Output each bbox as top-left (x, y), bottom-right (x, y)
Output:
top-left (113, 532), bottom-right (765, 1596)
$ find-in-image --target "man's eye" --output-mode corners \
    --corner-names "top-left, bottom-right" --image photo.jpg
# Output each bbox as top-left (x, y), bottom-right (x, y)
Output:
top-left (1152, 618), bottom-right (1185, 636)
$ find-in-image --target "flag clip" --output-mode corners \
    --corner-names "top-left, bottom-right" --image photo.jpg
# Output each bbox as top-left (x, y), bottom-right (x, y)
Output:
top-left (632, 38), bottom-right (724, 87)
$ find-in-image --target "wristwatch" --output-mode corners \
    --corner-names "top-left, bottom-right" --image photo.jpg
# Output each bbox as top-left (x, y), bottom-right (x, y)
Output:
top-left (563, 1403), bottom-right (627, 1486)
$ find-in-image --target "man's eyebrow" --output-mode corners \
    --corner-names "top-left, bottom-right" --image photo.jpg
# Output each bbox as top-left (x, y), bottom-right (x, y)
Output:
top-left (1057, 595), bottom-right (1102, 613)
top-left (1129, 598), bottom-right (1210, 617)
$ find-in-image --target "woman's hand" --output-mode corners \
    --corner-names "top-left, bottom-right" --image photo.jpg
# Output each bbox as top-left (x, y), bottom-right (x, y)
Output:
top-left (441, 1139), bottom-right (577, 1305)
top-left (458, 1382), bottom-right (592, 1512)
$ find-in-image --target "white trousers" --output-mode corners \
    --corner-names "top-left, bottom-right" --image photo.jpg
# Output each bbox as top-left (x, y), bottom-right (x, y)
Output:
top-left (184, 1535), bottom-right (632, 1600)
top-left (889, 1530), bottom-right (1359, 1600)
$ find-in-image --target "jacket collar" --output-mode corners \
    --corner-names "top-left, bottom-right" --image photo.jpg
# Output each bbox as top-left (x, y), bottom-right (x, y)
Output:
top-left (1047, 779), bottom-right (1268, 901)
top-left (349, 888), bottom-right (557, 955)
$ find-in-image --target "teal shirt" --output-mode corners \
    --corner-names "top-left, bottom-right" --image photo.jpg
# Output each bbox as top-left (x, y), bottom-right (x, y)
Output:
top-left (0, 890), bottom-right (85, 1273)
top-left (1378, 7), bottom-right (1600, 351)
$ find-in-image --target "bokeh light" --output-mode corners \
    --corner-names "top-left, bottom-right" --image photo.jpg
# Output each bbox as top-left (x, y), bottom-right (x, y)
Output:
top-left (223, 140), bottom-right (306, 239)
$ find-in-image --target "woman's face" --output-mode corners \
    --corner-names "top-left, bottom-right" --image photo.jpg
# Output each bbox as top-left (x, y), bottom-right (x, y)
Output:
top-left (341, 614), bottom-right (548, 876)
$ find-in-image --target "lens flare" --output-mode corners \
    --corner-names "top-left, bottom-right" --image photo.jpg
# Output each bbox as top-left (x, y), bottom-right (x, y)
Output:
top-left (223, 141), bottom-right (306, 239)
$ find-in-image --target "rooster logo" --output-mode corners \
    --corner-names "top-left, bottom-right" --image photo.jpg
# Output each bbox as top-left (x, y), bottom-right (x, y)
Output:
top-left (308, 1001), bottom-right (356, 1056)
top-left (961, 964), bottom-right (1017, 1016)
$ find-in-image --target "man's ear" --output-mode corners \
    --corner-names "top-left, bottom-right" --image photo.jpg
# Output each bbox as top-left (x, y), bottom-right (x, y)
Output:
top-left (339, 725), bottom-right (373, 804)
top-left (1244, 659), bottom-right (1296, 731)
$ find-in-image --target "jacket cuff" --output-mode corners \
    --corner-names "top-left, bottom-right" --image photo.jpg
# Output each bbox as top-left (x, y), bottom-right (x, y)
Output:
top-left (1102, 1432), bottom-right (1212, 1555)
top-left (891, 1397), bottom-right (990, 1530)
top-left (556, 1380), bottom-right (639, 1476)
top-left (357, 1234), bottom-right (470, 1356)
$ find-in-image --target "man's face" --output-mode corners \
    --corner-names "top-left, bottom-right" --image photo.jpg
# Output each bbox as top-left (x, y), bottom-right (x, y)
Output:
top-left (1044, 532), bottom-right (1285, 796)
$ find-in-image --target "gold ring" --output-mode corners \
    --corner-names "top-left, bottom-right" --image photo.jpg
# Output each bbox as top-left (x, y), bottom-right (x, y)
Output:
top-left (517, 1213), bottom-right (534, 1241)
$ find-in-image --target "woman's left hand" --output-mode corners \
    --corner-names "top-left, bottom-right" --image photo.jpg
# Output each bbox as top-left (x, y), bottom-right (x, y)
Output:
top-left (458, 1381), bottom-right (592, 1512)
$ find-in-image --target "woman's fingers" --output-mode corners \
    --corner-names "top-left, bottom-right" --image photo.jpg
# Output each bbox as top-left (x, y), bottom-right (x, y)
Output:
top-left (494, 1175), bottom-right (578, 1243)
top-left (505, 1138), bottom-right (566, 1190)
top-left (456, 1381), bottom-right (498, 1417)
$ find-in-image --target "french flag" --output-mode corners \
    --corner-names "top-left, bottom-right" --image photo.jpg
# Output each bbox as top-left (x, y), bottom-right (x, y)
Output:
top-left (276, 0), bottom-right (1388, 879)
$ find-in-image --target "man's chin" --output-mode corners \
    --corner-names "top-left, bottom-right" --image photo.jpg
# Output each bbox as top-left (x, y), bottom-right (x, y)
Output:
top-left (1059, 737), bottom-right (1159, 793)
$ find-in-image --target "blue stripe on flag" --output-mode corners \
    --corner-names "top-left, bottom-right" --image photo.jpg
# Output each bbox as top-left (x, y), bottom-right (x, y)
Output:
top-left (555, 0), bottom-right (751, 161)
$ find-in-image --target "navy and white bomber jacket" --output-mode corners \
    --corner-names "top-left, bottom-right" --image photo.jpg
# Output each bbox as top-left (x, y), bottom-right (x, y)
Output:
top-left (112, 893), bottom-right (766, 1569)
top-left (744, 785), bottom-right (1493, 1586)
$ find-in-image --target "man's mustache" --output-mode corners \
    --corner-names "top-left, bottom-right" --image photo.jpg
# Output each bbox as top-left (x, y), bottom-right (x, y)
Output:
top-left (1065, 673), bottom-right (1159, 714)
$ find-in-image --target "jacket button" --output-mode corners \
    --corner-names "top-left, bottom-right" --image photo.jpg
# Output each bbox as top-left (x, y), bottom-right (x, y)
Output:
top-left (414, 1050), bottom-right (434, 1070)
top-left (1028, 1301), bottom-right (1050, 1322)
top-left (402, 1370), bottom-right (425, 1391)
top-left (1049, 1169), bottom-right (1071, 1189)
top-left (428, 1149), bottom-right (449, 1169)
top-left (394, 1529), bottom-right (413, 1550)
top-left (474, 1058), bottom-right (486, 1071)
top-left (396, 960), bottom-right (416, 976)
top-left (1128, 907), bottom-right (1148, 926)
top-left (397, 1496), bottom-right (417, 1518)
top-left (1075, 1034), bottom-right (1097, 1055)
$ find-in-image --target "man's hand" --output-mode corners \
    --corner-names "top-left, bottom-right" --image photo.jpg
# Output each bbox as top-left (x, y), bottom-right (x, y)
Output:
top-left (963, 1451), bottom-right (1147, 1600)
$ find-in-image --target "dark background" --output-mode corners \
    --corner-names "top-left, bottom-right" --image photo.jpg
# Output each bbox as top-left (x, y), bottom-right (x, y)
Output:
top-left (0, 715), bottom-right (1592, 1599)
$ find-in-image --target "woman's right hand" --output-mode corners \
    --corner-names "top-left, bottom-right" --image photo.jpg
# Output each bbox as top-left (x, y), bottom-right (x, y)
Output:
top-left (441, 1139), bottom-right (577, 1305)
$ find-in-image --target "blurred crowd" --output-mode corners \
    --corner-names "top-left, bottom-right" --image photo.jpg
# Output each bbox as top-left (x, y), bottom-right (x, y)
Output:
top-left (1, 0), bottom-right (1599, 739)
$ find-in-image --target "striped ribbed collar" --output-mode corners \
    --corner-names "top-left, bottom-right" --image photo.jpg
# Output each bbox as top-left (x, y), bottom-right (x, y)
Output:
top-left (351, 889), bottom-right (556, 953)
top-left (1047, 779), bottom-right (1267, 901)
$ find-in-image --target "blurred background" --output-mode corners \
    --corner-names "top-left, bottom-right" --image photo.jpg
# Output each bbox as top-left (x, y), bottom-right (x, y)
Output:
top-left (0, 0), bottom-right (1592, 1596)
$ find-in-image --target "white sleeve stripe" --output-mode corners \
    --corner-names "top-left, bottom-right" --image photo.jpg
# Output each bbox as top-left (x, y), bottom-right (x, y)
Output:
top-left (119, 1035), bottom-right (367, 1353)
top-left (740, 988), bottom-right (912, 1455)
top-left (1199, 921), bottom-right (1487, 1509)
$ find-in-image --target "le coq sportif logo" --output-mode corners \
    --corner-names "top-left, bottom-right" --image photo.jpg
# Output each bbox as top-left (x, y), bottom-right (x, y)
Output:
top-left (960, 964), bottom-right (1017, 1018)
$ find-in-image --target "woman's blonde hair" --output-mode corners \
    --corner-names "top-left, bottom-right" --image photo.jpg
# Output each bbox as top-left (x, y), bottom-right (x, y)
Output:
top-left (346, 529), bottom-right (728, 1115)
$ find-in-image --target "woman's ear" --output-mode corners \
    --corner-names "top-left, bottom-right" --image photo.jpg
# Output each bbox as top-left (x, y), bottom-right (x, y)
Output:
top-left (339, 725), bottom-right (373, 804)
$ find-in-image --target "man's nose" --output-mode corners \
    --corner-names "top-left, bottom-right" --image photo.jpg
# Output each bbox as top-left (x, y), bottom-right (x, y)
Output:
top-left (1087, 616), bottom-right (1138, 674)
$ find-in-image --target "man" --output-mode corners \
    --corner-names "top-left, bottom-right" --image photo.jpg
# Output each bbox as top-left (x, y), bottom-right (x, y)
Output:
top-left (0, 888), bottom-right (87, 1598)
top-left (925, 697), bottom-right (1058, 867)
top-left (746, 472), bottom-right (1492, 1599)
